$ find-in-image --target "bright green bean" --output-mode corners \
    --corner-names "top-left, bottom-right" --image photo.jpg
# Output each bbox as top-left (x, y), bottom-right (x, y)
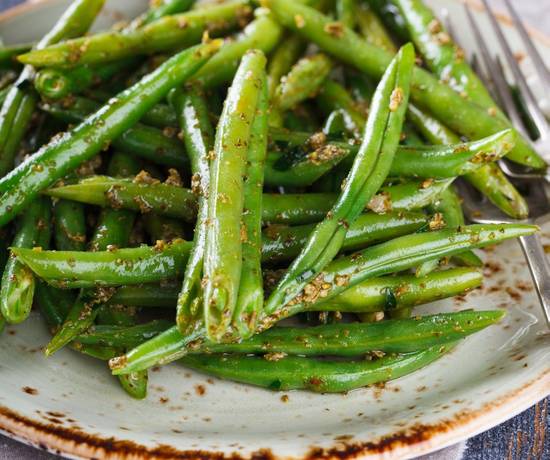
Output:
top-left (265, 44), bottom-right (415, 314)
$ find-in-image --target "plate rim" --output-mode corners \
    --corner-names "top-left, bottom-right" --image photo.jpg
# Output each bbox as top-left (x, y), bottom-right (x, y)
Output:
top-left (0, 0), bottom-right (548, 459)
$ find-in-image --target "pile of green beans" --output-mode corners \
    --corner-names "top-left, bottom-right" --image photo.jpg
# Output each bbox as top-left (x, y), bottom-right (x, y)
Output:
top-left (0, 0), bottom-right (542, 397)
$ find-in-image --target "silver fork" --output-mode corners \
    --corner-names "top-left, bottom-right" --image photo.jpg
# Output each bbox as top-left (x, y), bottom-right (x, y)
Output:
top-left (465, 0), bottom-right (550, 179)
top-left (453, 2), bottom-right (550, 327)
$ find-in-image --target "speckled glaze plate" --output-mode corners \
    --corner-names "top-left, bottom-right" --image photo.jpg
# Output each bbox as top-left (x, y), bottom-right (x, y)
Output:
top-left (0, 0), bottom-right (549, 459)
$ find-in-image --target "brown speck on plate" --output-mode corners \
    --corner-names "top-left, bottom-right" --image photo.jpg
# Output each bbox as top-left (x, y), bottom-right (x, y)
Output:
top-left (22, 387), bottom-right (38, 396)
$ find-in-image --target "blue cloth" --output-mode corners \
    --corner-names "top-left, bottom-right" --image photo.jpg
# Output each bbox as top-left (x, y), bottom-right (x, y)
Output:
top-left (0, 0), bottom-right (548, 459)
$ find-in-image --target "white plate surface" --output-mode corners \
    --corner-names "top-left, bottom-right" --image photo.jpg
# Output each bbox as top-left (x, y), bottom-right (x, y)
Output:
top-left (0, 1), bottom-right (548, 459)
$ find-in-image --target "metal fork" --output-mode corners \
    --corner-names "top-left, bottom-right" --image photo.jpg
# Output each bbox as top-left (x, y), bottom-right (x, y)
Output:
top-left (453, 2), bottom-right (550, 327)
top-left (465, 0), bottom-right (550, 179)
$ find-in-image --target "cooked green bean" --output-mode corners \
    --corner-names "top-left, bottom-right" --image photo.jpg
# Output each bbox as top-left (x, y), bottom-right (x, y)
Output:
top-left (82, 310), bottom-right (500, 354)
top-left (0, 0), bottom-right (105, 178)
top-left (233, 73), bottom-right (269, 337)
top-left (0, 41), bottom-right (221, 227)
top-left (265, 129), bottom-right (515, 187)
top-left (192, 11), bottom-right (283, 89)
top-left (264, 0), bottom-right (544, 169)
top-left (169, 86), bottom-right (214, 335)
top-left (18, 1), bottom-right (248, 67)
top-left (43, 176), bottom-right (451, 225)
top-left (273, 53), bottom-right (332, 112)
top-left (180, 343), bottom-right (454, 392)
top-left (0, 197), bottom-right (51, 324)
top-left (203, 50), bottom-right (267, 341)
top-left (107, 267), bottom-right (482, 314)
top-left (265, 44), bottom-right (415, 314)
top-left (53, 199), bottom-right (86, 251)
top-left (267, 35), bottom-right (306, 99)
top-left (407, 104), bottom-right (528, 219)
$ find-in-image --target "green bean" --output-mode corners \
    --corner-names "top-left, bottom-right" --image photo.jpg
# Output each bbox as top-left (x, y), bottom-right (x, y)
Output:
top-left (109, 219), bottom-right (518, 373)
top-left (40, 98), bottom-right (186, 167)
top-left (0, 43), bottom-right (32, 69)
top-left (429, 186), bottom-right (482, 267)
top-left (263, 211), bottom-right (427, 263)
top-left (182, 343), bottom-right (455, 392)
top-left (82, 309), bottom-right (498, 355)
top-left (18, 1), bottom-right (248, 67)
top-left (34, 281), bottom-right (74, 332)
top-left (267, 35), bottom-right (306, 99)
top-left (45, 153), bottom-right (139, 355)
top-left (265, 44), bottom-right (415, 315)
top-left (95, 304), bottom-right (136, 327)
top-left (0, 197), bottom-right (51, 324)
top-left (35, 59), bottom-right (139, 100)
top-left (369, 0), bottom-right (410, 43)
top-left (77, 320), bottom-right (173, 348)
top-left (117, 371), bottom-right (148, 400)
top-left (43, 176), bottom-right (450, 225)
top-left (108, 283), bottom-right (181, 308)
top-left (264, 0), bottom-right (545, 169)
top-left (313, 267), bottom-right (482, 312)
top-left (14, 240), bottom-right (193, 289)
top-left (9, 211), bottom-right (425, 289)
top-left (203, 50), bottom-right (266, 341)
top-left (336, 0), bottom-right (356, 29)
top-left (407, 104), bottom-right (528, 219)
top-left (107, 267), bottom-right (483, 313)
top-left (393, 0), bottom-right (505, 120)
top-left (192, 11), bottom-right (283, 89)
top-left (233, 73), bottom-right (269, 337)
top-left (53, 199), bottom-right (86, 251)
top-left (0, 41), bottom-right (221, 227)
top-left (273, 54), bottom-right (332, 112)
top-left (143, 215), bottom-right (185, 242)
top-left (143, 0), bottom-right (199, 24)
top-left (265, 129), bottom-right (515, 187)
top-left (356, 3), bottom-right (397, 53)
top-left (317, 79), bottom-right (367, 135)
top-left (0, 0), bottom-right (105, 178)
top-left (168, 86), bottom-right (214, 335)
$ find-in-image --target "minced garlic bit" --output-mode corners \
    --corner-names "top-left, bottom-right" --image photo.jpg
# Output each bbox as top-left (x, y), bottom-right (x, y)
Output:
top-left (264, 352), bottom-right (287, 362)
top-left (421, 178), bottom-right (434, 189)
top-left (307, 131), bottom-right (327, 150)
top-left (435, 32), bottom-right (451, 45)
top-left (373, 312), bottom-right (385, 322)
top-left (133, 170), bottom-right (160, 185)
top-left (429, 212), bottom-right (446, 230)
top-left (428, 19), bottom-right (442, 34)
top-left (165, 168), bottom-right (183, 187)
top-left (389, 87), bottom-right (404, 112)
top-left (367, 192), bottom-right (392, 214)
top-left (324, 22), bottom-right (344, 38)
top-left (487, 107), bottom-right (497, 117)
top-left (307, 145), bottom-right (346, 165)
top-left (294, 14), bottom-right (305, 28)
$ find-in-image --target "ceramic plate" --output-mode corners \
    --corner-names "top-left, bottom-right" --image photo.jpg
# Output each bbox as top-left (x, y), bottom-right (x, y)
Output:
top-left (0, 1), bottom-right (549, 459)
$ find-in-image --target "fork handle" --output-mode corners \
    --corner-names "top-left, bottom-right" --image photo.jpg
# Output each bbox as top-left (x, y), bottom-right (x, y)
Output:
top-left (518, 234), bottom-right (550, 327)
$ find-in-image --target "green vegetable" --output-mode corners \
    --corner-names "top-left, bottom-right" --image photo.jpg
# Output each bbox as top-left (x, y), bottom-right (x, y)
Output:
top-left (203, 50), bottom-right (267, 341)
top-left (169, 86), bottom-right (214, 336)
top-left (0, 41), bottom-right (221, 227)
top-left (264, 0), bottom-right (544, 168)
top-left (0, 0), bottom-right (105, 178)
top-left (18, 1), bottom-right (248, 67)
top-left (0, 197), bottom-right (51, 324)
top-left (265, 44), bottom-right (415, 315)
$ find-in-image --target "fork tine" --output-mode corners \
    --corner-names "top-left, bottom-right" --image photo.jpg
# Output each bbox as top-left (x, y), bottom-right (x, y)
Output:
top-left (503, 0), bottom-right (550, 91)
top-left (464, 5), bottom-right (529, 138)
top-left (493, 56), bottom-right (530, 138)
top-left (480, 0), bottom-right (549, 141)
top-left (471, 53), bottom-right (497, 104)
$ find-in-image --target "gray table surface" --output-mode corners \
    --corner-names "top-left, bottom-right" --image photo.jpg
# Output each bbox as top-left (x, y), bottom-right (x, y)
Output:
top-left (0, 0), bottom-right (549, 458)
